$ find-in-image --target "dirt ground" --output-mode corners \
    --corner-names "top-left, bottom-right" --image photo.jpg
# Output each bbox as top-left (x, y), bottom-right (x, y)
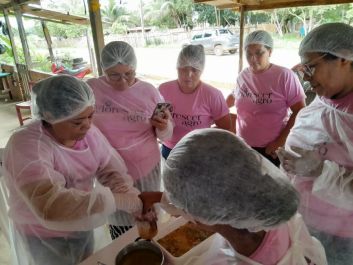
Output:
top-left (134, 46), bottom-right (301, 96)
top-left (52, 46), bottom-right (301, 96)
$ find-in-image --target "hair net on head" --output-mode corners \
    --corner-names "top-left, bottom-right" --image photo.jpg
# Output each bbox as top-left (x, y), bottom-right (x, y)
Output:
top-left (299, 22), bottom-right (353, 61)
top-left (32, 75), bottom-right (95, 124)
top-left (245, 30), bottom-right (273, 49)
top-left (101, 41), bottom-right (137, 71)
top-left (177, 44), bottom-right (205, 72)
top-left (163, 128), bottom-right (299, 232)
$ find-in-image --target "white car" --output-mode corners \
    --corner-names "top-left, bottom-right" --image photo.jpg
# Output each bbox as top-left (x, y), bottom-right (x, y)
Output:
top-left (185, 28), bottom-right (239, 56)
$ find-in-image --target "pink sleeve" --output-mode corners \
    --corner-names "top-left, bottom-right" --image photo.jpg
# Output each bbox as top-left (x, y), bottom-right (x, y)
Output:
top-left (210, 89), bottom-right (230, 121)
top-left (283, 70), bottom-right (306, 107)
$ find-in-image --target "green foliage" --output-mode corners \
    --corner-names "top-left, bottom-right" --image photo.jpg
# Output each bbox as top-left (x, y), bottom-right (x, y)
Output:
top-left (194, 4), bottom-right (216, 25)
top-left (42, 0), bottom-right (87, 16)
top-left (319, 4), bottom-right (353, 24)
top-left (247, 11), bottom-right (271, 24)
top-left (101, 0), bottom-right (129, 23)
top-left (347, 4), bottom-right (353, 23)
top-left (30, 21), bottom-right (45, 38)
top-left (31, 52), bottom-right (52, 72)
top-left (111, 21), bottom-right (128, 34)
top-left (0, 34), bottom-right (14, 58)
top-left (46, 22), bottom-right (86, 39)
top-left (222, 10), bottom-right (240, 26)
top-left (273, 33), bottom-right (301, 49)
top-left (145, 0), bottom-right (193, 28)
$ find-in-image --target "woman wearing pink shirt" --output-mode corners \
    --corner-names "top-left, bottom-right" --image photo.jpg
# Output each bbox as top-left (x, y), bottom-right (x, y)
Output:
top-left (161, 129), bottom-right (326, 265)
top-left (87, 41), bottom-right (172, 239)
top-left (2, 75), bottom-right (160, 265)
top-left (227, 30), bottom-right (305, 166)
top-left (159, 44), bottom-right (231, 159)
top-left (278, 23), bottom-right (353, 265)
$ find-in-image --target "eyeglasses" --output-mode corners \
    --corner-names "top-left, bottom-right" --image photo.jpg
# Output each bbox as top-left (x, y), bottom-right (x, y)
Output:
top-left (107, 70), bottom-right (135, 81)
top-left (246, 50), bottom-right (267, 59)
top-left (297, 53), bottom-right (327, 78)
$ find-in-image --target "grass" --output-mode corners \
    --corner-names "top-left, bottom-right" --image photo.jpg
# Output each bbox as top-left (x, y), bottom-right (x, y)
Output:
top-left (273, 33), bottom-right (302, 49)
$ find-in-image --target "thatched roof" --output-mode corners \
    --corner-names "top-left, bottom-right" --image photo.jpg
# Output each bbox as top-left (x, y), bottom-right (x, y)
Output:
top-left (194, 0), bottom-right (353, 11)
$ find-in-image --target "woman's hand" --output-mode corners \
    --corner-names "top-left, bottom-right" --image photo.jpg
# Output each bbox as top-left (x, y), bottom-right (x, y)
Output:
top-left (138, 191), bottom-right (163, 215)
top-left (150, 109), bottom-right (171, 131)
top-left (277, 146), bottom-right (324, 177)
top-left (265, 138), bottom-right (284, 159)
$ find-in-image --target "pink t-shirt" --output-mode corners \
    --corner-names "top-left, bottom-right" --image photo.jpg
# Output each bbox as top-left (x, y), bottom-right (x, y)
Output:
top-left (286, 93), bottom-right (353, 237)
top-left (248, 224), bottom-right (290, 264)
top-left (4, 121), bottom-right (123, 238)
top-left (201, 214), bottom-right (325, 265)
top-left (159, 80), bottom-right (229, 149)
top-left (234, 64), bottom-right (305, 147)
top-left (88, 77), bottom-right (164, 180)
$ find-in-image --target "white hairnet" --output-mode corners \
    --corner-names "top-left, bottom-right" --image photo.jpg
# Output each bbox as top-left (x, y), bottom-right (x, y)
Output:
top-left (245, 30), bottom-right (273, 49)
top-left (177, 44), bottom-right (205, 72)
top-left (299, 22), bottom-right (353, 61)
top-left (32, 75), bottom-right (95, 124)
top-left (101, 41), bottom-right (137, 71)
top-left (163, 128), bottom-right (299, 231)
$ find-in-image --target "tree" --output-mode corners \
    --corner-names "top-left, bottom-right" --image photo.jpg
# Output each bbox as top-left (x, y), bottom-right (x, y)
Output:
top-left (46, 22), bottom-right (87, 39)
top-left (222, 9), bottom-right (240, 26)
top-left (100, 0), bottom-right (129, 23)
top-left (194, 4), bottom-right (216, 25)
top-left (144, 0), bottom-right (193, 29)
top-left (41, 0), bottom-right (87, 16)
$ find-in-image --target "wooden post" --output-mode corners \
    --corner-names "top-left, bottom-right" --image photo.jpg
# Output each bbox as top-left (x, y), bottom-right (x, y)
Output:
top-left (13, 4), bottom-right (32, 68)
top-left (86, 29), bottom-right (98, 76)
top-left (238, 6), bottom-right (245, 73)
top-left (3, 8), bottom-right (20, 65)
top-left (88, 0), bottom-right (105, 76)
top-left (41, 21), bottom-right (55, 63)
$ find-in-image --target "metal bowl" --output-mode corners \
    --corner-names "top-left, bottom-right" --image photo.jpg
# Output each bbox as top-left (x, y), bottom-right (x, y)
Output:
top-left (115, 239), bottom-right (164, 265)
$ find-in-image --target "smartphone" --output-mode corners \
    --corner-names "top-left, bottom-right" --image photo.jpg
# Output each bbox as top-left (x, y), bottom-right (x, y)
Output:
top-left (151, 102), bottom-right (173, 119)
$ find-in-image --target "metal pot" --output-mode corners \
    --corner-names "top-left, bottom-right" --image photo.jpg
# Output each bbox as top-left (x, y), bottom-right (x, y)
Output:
top-left (115, 238), bottom-right (164, 265)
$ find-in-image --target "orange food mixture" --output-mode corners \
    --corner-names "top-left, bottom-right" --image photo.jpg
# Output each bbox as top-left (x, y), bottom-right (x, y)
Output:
top-left (157, 222), bottom-right (214, 257)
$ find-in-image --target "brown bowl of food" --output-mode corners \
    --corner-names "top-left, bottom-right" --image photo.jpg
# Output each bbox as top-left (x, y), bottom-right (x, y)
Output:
top-left (115, 238), bottom-right (164, 265)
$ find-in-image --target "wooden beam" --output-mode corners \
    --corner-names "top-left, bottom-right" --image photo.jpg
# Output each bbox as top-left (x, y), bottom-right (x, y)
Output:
top-left (0, 0), bottom-right (39, 10)
top-left (20, 5), bottom-right (89, 25)
top-left (243, 0), bottom-right (353, 10)
top-left (18, 13), bottom-right (74, 25)
top-left (194, 0), bottom-right (353, 11)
